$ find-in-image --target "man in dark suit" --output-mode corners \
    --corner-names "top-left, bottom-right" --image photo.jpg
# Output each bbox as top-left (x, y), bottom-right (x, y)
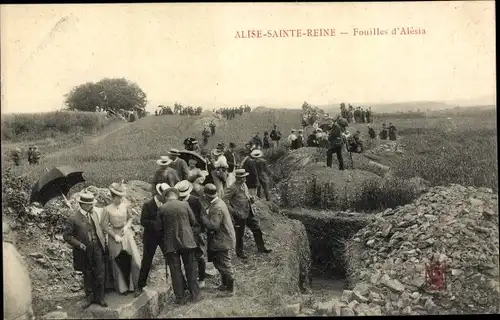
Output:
top-left (63, 192), bottom-right (108, 309)
top-left (158, 187), bottom-right (201, 304)
top-left (223, 169), bottom-right (272, 260)
top-left (151, 157), bottom-right (181, 195)
top-left (175, 180), bottom-right (207, 288)
top-left (167, 148), bottom-right (190, 181)
top-left (135, 183), bottom-right (170, 297)
top-left (224, 142), bottom-right (237, 188)
top-left (200, 184), bottom-right (236, 296)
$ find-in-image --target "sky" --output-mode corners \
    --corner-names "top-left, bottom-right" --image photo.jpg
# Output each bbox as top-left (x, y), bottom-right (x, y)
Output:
top-left (0, 2), bottom-right (496, 114)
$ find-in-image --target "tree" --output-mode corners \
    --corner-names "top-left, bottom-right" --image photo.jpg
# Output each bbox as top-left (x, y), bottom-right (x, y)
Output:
top-left (64, 78), bottom-right (147, 112)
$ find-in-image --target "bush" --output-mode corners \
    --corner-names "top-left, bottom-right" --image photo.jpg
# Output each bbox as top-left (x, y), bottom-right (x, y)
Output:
top-left (1, 111), bottom-right (110, 142)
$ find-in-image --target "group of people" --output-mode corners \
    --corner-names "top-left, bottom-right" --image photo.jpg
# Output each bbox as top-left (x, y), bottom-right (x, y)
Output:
top-left (64, 139), bottom-right (275, 307)
top-left (155, 104), bottom-right (204, 116)
top-left (10, 146), bottom-right (42, 166)
top-left (242, 125), bottom-right (283, 151)
top-left (340, 103), bottom-right (374, 124)
top-left (214, 105), bottom-right (251, 120)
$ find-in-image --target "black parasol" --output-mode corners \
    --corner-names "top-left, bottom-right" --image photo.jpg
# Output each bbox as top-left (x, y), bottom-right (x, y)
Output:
top-left (30, 166), bottom-right (86, 206)
top-left (179, 150), bottom-right (208, 171)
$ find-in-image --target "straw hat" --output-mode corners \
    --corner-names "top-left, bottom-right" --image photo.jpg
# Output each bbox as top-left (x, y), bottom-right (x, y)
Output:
top-left (234, 169), bottom-right (249, 178)
top-left (156, 156), bottom-right (172, 166)
top-left (155, 183), bottom-right (170, 196)
top-left (109, 182), bottom-right (127, 197)
top-left (77, 192), bottom-right (96, 204)
top-left (250, 149), bottom-right (264, 158)
top-left (174, 180), bottom-right (193, 197)
top-left (212, 149), bottom-right (222, 157)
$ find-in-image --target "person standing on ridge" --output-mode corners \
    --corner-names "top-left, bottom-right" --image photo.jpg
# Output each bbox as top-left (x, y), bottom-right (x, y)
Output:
top-left (326, 118), bottom-right (348, 171)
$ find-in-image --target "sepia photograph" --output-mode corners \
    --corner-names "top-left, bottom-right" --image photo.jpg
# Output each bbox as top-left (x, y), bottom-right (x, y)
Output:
top-left (1, 2), bottom-right (497, 318)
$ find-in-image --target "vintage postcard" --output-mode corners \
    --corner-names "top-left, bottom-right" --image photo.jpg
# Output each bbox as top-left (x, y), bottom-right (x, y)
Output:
top-left (1, 2), bottom-right (497, 319)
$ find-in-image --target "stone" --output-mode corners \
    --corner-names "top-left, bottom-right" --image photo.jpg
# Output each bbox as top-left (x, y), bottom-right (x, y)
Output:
top-left (42, 311), bottom-right (68, 319)
top-left (341, 289), bottom-right (353, 303)
top-left (347, 300), bottom-right (359, 310)
top-left (365, 305), bottom-right (383, 316)
top-left (353, 292), bottom-right (369, 303)
top-left (424, 298), bottom-right (437, 313)
top-left (340, 307), bottom-right (355, 316)
top-left (370, 270), bottom-right (382, 284)
top-left (382, 278), bottom-right (405, 292)
top-left (285, 303), bottom-right (301, 316)
top-left (366, 239), bottom-right (375, 247)
top-left (29, 252), bottom-right (44, 259)
top-left (314, 300), bottom-right (336, 315)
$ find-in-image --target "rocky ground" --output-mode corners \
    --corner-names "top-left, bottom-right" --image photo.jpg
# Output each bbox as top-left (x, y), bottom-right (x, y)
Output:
top-left (341, 184), bottom-right (499, 315)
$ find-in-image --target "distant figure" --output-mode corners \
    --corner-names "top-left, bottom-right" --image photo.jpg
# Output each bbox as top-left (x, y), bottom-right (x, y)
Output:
top-left (367, 125), bottom-right (376, 139)
top-left (388, 122), bottom-right (397, 141)
top-left (365, 107), bottom-right (372, 123)
top-left (327, 118), bottom-right (348, 171)
top-left (202, 128), bottom-right (210, 146)
top-left (287, 129), bottom-right (298, 149)
top-left (27, 146), bottom-right (34, 165)
top-left (262, 132), bottom-right (271, 150)
top-left (183, 137), bottom-right (198, 151)
top-left (31, 146), bottom-right (41, 165)
top-left (269, 124), bottom-right (282, 147)
top-left (209, 121), bottom-right (216, 136)
top-left (379, 123), bottom-right (388, 140)
top-left (250, 133), bottom-right (263, 149)
top-left (296, 130), bottom-right (305, 149)
top-left (347, 130), bottom-right (364, 153)
top-left (11, 147), bottom-right (22, 166)
top-left (224, 143), bottom-right (238, 188)
top-left (360, 107), bottom-right (366, 123)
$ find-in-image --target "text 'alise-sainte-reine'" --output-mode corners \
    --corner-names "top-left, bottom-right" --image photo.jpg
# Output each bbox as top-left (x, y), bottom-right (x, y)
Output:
top-left (234, 27), bottom-right (426, 39)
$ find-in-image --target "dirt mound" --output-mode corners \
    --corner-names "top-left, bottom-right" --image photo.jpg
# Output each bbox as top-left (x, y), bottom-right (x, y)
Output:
top-left (343, 184), bottom-right (499, 315)
top-left (279, 162), bottom-right (382, 210)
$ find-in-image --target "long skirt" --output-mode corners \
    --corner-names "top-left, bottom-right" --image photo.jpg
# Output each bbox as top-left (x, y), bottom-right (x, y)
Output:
top-left (107, 227), bottom-right (141, 293)
top-left (226, 171), bottom-right (236, 188)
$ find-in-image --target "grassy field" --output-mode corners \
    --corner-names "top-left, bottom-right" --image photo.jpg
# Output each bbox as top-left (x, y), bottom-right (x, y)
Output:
top-left (2, 106), bottom-right (497, 192)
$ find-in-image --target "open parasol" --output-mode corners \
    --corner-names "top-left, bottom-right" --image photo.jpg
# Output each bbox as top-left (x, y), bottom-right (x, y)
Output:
top-left (29, 166), bottom-right (86, 207)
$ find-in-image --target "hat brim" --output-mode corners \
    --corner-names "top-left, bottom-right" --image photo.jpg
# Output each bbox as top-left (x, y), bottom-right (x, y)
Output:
top-left (235, 173), bottom-right (249, 178)
top-left (178, 185), bottom-right (193, 197)
top-left (156, 159), bottom-right (172, 166)
top-left (109, 188), bottom-right (126, 197)
top-left (77, 196), bottom-right (96, 204)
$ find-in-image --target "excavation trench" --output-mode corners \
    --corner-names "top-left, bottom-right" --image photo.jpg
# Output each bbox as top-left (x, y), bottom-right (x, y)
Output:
top-left (283, 210), bottom-right (373, 295)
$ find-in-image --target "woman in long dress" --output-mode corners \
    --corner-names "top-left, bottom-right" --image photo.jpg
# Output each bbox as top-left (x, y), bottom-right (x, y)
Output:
top-left (101, 182), bottom-right (141, 294)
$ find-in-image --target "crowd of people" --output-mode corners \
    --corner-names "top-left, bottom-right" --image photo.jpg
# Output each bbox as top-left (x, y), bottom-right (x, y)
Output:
top-left (64, 133), bottom-right (279, 308)
top-left (155, 105), bottom-right (204, 116)
top-left (9, 146), bottom-right (42, 166)
top-left (214, 105), bottom-right (251, 120)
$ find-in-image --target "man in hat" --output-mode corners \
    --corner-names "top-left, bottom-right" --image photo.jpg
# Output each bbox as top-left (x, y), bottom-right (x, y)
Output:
top-left (158, 186), bottom-right (201, 304)
top-left (269, 124), bottom-right (282, 147)
top-left (11, 147), bottom-right (22, 166)
top-left (167, 149), bottom-right (190, 181)
top-left (27, 146), bottom-right (34, 165)
top-left (224, 142), bottom-right (238, 188)
top-left (379, 123), bottom-right (388, 140)
top-left (210, 149), bottom-right (229, 198)
top-left (250, 149), bottom-right (272, 202)
top-left (202, 127), bottom-right (210, 146)
top-left (209, 120), bottom-right (216, 136)
top-left (136, 183), bottom-right (170, 297)
top-left (152, 156), bottom-right (180, 195)
top-left (250, 132), bottom-right (263, 150)
top-left (288, 129), bottom-right (298, 149)
top-left (297, 129), bottom-right (305, 149)
top-left (31, 146), bottom-right (41, 165)
top-left (223, 169), bottom-right (272, 260)
top-left (388, 122), bottom-right (397, 141)
top-left (200, 184), bottom-right (236, 296)
top-left (241, 151), bottom-right (260, 197)
top-left (63, 192), bottom-right (108, 308)
top-left (367, 124), bottom-right (376, 139)
top-left (174, 180), bottom-right (207, 288)
top-left (327, 118), bottom-right (348, 171)
top-left (262, 131), bottom-right (271, 149)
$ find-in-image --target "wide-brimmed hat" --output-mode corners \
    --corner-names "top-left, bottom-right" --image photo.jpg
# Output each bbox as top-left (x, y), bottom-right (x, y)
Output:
top-left (298, 129), bottom-right (304, 133)
top-left (155, 183), bottom-right (170, 195)
top-left (291, 129), bottom-right (296, 133)
top-left (77, 192), bottom-right (96, 204)
top-left (212, 149), bottom-right (222, 157)
top-left (109, 182), bottom-right (127, 197)
top-left (156, 156), bottom-right (172, 166)
top-left (167, 148), bottom-right (181, 156)
top-left (250, 149), bottom-right (264, 158)
top-left (175, 180), bottom-right (193, 197)
top-left (235, 169), bottom-right (249, 178)
top-left (204, 184), bottom-right (218, 197)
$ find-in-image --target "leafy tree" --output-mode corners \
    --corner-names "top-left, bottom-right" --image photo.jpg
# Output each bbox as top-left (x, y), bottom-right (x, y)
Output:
top-left (64, 78), bottom-right (147, 113)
